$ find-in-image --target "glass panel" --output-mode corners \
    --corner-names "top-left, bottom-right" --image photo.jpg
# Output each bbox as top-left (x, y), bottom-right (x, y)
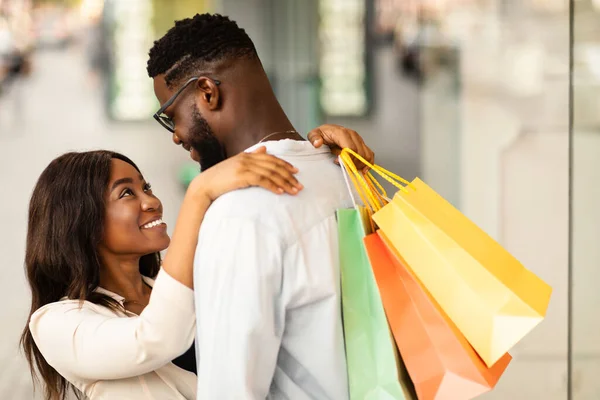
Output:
top-left (571, 0), bottom-right (600, 398)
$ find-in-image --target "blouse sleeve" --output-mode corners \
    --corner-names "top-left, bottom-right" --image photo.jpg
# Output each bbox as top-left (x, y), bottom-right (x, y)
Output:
top-left (29, 269), bottom-right (195, 381)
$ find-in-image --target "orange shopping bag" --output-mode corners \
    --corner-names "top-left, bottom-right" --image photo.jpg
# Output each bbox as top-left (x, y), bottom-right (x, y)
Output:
top-left (339, 148), bottom-right (552, 367)
top-left (372, 178), bottom-right (552, 366)
top-left (363, 231), bottom-right (512, 400)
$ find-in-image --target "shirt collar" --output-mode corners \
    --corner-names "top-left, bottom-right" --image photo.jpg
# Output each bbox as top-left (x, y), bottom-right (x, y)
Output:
top-left (245, 139), bottom-right (331, 156)
top-left (94, 275), bottom-right (155, 305)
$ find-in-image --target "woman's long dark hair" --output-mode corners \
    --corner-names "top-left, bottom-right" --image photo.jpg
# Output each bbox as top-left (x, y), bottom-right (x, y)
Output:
top-left (20, 151), bottom-right (161, 400)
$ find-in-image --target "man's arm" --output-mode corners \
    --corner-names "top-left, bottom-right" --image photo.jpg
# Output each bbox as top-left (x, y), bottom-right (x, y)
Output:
top-left (194, 216), bottom-right (285, 399)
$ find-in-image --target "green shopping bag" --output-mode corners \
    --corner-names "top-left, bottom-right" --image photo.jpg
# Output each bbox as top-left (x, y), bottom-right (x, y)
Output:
top-left (338, 207), bottom-right (416, 400)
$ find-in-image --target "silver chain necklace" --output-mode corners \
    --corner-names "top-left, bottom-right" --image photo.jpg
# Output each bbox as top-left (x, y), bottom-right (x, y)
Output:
top-left (258, 130), bottom-right (299, 143)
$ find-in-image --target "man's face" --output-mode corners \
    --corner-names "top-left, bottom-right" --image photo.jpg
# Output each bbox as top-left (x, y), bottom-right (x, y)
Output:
top-left (153, 75), bottom-right (226, 171)
top-left (187, 104), bottom-right (226, 170)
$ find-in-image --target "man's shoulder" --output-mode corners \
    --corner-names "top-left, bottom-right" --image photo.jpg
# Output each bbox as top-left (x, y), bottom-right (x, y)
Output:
top-left (202, 162), bottom-right (352, 240)
top-left (206, 186), bottom-right (283, 221)
top-left (207, 160), bottom-right (349, 213)
top-left (199, 187), bottom-right (288, 243)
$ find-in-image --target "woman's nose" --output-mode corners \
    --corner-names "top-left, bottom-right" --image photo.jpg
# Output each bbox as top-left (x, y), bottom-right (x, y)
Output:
top-left (141, 193), bottom-right (161, 212)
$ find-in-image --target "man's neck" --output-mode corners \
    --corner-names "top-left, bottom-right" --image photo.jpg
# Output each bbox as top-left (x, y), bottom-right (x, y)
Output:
top-left (222, 98), bottom-right (304, 157)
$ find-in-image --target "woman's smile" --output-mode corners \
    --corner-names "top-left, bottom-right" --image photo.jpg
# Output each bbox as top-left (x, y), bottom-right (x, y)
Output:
top-left (140, 217), bottom-right (167, 230)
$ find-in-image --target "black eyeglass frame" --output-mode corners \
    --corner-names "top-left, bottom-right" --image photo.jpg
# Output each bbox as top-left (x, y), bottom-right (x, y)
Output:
top-left (153, 76), bottom-right (221, 133)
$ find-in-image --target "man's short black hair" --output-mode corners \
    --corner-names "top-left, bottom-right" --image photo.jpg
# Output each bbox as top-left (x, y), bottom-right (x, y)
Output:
top-left (147, 13), bottom-right (257, 88)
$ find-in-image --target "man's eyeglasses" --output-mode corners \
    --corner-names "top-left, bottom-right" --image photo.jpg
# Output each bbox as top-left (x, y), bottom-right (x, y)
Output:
top-left (153, 76), bottom-right (221, 133)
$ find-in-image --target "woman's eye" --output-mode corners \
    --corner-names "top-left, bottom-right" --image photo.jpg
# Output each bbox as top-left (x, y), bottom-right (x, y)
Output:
top-left (120, 189), bottom-right (133, 198)
top-left (144, 183), bottom-right (153, 192)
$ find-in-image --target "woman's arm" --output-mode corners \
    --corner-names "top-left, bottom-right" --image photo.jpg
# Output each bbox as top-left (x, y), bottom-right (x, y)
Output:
top-left (161, 147), bottom-right (301, 289)
top-left (29, 148), bottom-right (301, 381)
top-left (30, 273), bottom-right (197, 381)
top-left (30, 131), bottom-right (373, 381)
top-left (163, 126), bottom-right (374, 288)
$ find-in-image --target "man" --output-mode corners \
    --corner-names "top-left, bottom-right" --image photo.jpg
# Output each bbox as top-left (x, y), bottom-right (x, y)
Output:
top-left (147, 13), bottom-right (372, 398)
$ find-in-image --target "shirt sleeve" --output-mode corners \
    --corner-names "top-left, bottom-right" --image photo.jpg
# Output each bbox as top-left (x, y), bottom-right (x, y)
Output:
top-left (194, 217), bottom-right (285, 399)
top-left (29, 269), bottom-right (196, 381)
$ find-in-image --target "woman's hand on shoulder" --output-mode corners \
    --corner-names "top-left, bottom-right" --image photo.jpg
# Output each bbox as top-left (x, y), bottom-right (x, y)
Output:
top-left (307, 124), bottom-right (374, 171)
top-left (190, 147), bottom-right (303, 202)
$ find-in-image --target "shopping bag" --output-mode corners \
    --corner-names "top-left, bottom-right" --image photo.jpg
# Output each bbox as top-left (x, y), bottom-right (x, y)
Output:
top-left (372, 177), bottom-right (552, 366)
top-left (338, 157), bottom-right (416, 399)
top-left (364, 231), bottom-right (512, 400)
top-left (336, 148), bottom-right (552, 368)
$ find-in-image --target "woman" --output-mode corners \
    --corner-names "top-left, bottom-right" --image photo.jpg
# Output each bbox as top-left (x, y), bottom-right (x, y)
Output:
top-left (21, 128), bottom-right (373, 400)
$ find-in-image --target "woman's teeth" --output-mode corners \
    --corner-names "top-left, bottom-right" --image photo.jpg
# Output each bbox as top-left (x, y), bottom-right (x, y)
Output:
top-left (141, 219), bottom-right (164, 229)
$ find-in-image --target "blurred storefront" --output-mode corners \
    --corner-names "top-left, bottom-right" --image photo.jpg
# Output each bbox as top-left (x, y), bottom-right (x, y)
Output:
top-left (0, 0), bottom-right (34, 87)
top-left (91, 0), bottom-right (598, 397)
top-left (94, 0), bottom-right (212, 121)
top-left (20, 0), bottom-right (597, 398)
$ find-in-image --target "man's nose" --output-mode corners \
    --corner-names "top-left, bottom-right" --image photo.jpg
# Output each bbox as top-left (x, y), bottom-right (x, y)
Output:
top-left (172, 133), bottom-right (182, 145)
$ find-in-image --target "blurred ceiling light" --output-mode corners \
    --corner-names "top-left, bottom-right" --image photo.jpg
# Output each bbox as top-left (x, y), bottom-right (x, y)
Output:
top-left (80, 0), bottom-right (104, 21)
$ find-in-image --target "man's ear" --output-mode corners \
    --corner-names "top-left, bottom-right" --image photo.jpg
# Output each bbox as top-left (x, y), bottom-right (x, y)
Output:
top-left (195, 77), bottom-right (220, 111)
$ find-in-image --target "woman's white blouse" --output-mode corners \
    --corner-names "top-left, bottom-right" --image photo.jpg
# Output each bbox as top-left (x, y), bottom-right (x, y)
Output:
top-left (29, 269), bottom-right (197, 399)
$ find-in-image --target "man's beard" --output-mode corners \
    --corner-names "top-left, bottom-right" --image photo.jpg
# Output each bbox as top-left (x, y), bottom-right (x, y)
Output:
top-left (189, 105), bottom-right (226, 171)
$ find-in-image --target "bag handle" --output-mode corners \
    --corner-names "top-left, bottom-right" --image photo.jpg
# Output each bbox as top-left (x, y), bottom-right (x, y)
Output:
top-left (339, 155), bottom-right (359, 208)
top-left (339, 153), bottom-right (382, 213)
top-left (340, 154), bottom-right (380, 213)
top-left (340, 148), bottom-right (413, 192)
top-left (339, 148), bottom-right (414, 213)
top-left (339, 158), bottom-right (377, 233)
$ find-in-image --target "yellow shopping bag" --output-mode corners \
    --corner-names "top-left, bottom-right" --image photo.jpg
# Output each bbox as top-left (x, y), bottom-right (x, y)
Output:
top-left (339, 149), bottom-right (552, 368)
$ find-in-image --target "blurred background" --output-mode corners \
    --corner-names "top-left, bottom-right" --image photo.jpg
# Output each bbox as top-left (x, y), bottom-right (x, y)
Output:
top-left (0, 0), bottom-right (595, 398)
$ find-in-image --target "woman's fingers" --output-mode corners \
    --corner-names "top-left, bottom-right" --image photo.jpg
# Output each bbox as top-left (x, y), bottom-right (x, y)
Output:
top-left (246, 151), bottom-right (298, 173)
top-left (244, 164), bottom-right (301, 195)
top-left (251, 146), bottom-right (268, 154)
top-left (254, 159), bottom-right (301, 190)
top-left (239, 152), bottom-right (302, 195)
top-left (246, 170), bottom-right (285, 194)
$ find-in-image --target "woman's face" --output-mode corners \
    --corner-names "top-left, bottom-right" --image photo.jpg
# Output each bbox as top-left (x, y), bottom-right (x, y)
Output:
top-left (99, 159), bottom-right (170, 258)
